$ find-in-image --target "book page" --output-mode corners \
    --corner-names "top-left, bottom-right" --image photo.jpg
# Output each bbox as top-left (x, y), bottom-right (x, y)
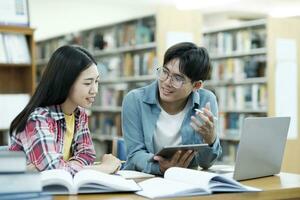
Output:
top-left (73, 169), bottom-right (140, 193)
top-left (165, 167), bottom-right (212, 192)
top-left (41, 169), bottom-right (74, 194)
top-left (165, 167), bottom-right (258, 192)
top-left (116, 170), bottom-right (155, 179)
top-left (136, 177), bottom-right (207, 199)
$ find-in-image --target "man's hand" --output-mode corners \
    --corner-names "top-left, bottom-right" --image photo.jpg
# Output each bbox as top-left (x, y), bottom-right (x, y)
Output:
top-left (154, 150), bottom-right (195, 174)
top-left (190, 102), bottom-right (217, 145)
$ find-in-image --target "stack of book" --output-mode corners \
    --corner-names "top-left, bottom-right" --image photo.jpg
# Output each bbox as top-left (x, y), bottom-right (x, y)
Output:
top-left (0, 150), bottom-right (51, 200)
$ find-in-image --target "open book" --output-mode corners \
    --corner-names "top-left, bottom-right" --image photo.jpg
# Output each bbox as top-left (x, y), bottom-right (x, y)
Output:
top-left (136, 167), bottom-right (260, 199)
top-left (116, 170), bottom-right (155, 179)
top-left (41, 169), bottom-right (141, 195)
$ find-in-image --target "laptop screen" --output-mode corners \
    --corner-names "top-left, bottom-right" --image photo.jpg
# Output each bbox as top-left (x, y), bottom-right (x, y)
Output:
top-left (233, 117), bottom-right (290, 181)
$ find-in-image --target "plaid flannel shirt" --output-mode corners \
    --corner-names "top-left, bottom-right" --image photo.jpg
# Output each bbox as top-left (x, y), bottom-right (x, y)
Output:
top-left (9, 105), bottom-right (96, 175)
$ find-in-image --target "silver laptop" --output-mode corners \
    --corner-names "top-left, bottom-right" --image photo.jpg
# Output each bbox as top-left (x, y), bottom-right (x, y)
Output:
top-left (225, 117), bottom-right (290, 181)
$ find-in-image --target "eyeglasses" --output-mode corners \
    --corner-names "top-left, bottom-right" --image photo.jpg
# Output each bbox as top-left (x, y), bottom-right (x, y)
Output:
top-left (156, 67), bottom-right (187, 89)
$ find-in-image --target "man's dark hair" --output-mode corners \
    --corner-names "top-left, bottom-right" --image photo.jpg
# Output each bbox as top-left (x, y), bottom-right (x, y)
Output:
top-left (163, 42), bottom-right (211, 82)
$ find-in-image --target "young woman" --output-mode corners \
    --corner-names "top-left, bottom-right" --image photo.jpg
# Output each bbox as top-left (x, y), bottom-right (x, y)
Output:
top-left (122, 42), bottom-right (222, 175)
top-left (9, 45), bottom-right (120, 175)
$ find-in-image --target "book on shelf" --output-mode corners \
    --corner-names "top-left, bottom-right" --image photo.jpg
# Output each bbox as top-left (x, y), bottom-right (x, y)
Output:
top-left (210, 56), bottom-right (266, 82)
top-left (136, 167), bottom-right (259, 199)
top-left (0, 0), bottom-right (29, 26)
top-left (3, 33), bottom-right (31, 64)
top-left (0, 33), bottom-right (31, 64)
top-left (0, 150), bottom-right (26, 173)
top-left (0, 33), bottom-right (7, 63)
top-left (204, 26), bottom-right (266, 55)
top-left (213, 84), bottom-right (267, 111)
top-left (41, 169), bottom-right (141, 195)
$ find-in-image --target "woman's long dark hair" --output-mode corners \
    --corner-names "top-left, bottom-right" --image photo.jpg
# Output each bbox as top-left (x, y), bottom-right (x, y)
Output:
top-left (10, 45), bottom-right (97, 135)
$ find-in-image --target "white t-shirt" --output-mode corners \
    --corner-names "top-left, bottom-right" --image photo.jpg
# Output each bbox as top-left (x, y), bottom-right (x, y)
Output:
top-left (153, 101), bottom-right (190, 153)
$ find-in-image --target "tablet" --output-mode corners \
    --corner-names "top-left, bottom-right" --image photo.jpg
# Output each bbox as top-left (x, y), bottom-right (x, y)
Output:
top-left (150, 144), bottom-right (208, 162)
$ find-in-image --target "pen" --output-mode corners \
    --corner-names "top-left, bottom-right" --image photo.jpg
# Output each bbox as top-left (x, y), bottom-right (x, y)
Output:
top-left (93, 161), bottom-right (126, 165)
top-left (194, 108), bottom-right (218, 121)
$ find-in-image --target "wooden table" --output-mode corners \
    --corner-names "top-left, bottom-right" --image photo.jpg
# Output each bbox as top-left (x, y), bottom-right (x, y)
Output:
top-left (54, 172), bottom-right (300, 200)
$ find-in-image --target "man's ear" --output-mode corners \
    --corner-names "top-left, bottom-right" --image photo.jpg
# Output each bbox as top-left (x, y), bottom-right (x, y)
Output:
top-left (192, 80), bottom-right (203, 92)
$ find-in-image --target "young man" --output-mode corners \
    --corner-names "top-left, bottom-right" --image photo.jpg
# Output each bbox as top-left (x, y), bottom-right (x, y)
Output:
top-left (122, 42), bottom-right (222, 175)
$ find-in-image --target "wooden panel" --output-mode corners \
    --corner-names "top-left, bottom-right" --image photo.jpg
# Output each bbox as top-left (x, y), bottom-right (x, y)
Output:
top-left (0, 26), bottom-right (35, 94)
top-left (267, 17), bottom-right (300, 173)
top-left (0, 25), bottom-right (34, 35)
top-left (156, 6), bottom-right (202, 64)
top-left (0, 67), bottom-right (32, 93)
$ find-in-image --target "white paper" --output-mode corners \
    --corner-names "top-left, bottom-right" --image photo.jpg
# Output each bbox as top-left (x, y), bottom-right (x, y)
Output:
top-left (0, 94), bottom-right (30, 129)
top-left (275, 39), bottom-right (298, 139)
top-left (166, 32), bottom-right (194, 49)
top-left (0, 0), bottom-right (29, 26)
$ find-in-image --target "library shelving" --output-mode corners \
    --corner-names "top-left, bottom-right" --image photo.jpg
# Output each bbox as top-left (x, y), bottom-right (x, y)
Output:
top-left (203, 19), bottom-right (268, 164)
top-left (203, 17), bottom-right (300, 172)
top-left (35, 7), bottom-right (202, 158)
top-left (0, 25), bottom-right (36, 145)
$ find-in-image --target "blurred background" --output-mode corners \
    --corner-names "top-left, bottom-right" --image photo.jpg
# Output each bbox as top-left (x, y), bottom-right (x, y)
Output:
top-left (1, 0), bottom-right (300, 173)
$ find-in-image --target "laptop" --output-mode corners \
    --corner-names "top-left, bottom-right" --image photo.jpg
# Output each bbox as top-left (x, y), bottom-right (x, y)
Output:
top-left (223, 117), bottom-right (290, 181)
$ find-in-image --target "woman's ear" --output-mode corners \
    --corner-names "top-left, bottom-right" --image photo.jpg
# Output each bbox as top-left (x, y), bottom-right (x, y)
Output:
top-left (192, 80), bottom-right (203, 92)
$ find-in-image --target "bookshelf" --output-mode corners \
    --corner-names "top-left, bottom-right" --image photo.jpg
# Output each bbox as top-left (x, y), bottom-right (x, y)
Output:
top-left (0, 25), bottom-right (35, 145)
top-left (203, 19), bottom-right (268, 164)
top-left (203, 17), bottom-right (300, 172)
top-left (35, 7), bottom-right (202, 158)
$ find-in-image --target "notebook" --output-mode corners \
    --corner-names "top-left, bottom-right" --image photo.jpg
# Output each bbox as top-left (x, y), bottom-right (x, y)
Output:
top-left (224, 117), bottom-right (290, 181)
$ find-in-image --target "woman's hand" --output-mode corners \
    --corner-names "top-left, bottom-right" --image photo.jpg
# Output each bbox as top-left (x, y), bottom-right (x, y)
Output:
top-left (85, 154), bottom-right (121, 174)
top-left (153, 150), bottom-right (195, 174)
top-left (26, 163), bottom-right (38, 172)
top-left (190, 102), bottom-right (217, 145)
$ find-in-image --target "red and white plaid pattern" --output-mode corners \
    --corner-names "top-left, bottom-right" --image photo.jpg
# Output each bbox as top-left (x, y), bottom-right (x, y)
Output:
top-left (10, 105), bottom-right (96, 175)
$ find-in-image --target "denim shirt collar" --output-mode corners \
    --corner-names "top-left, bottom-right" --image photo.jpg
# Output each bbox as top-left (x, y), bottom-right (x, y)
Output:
top-left (142, 80), bottom-right (201, 109)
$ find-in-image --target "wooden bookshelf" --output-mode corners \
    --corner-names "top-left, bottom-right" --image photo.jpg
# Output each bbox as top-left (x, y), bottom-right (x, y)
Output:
top-left (203, 20), bottom-right (268, 162)
top-left (0, 26), bottom-right (35, 145)
top-left (203, 17), bottom-right (300, 172)
top-left (0, 26), bottom-right (35, 94)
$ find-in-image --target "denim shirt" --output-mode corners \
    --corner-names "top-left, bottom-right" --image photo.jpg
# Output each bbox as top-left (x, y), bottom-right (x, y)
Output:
top-left (122, 81), bottom-right (222, 175)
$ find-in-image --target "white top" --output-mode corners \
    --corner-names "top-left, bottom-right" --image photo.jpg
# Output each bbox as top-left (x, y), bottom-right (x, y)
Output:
top-left (153, 100), bottom-right (190, 153)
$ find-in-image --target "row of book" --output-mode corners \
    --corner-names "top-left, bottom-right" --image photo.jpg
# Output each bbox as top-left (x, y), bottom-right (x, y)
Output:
top-left (95, 82), bottom-right (150, 108)
top-left (97, 86), bottom-right (124, 107)
top-left (210, 56), bottom-right (266, 81)
top-left (98, 50), bottom-right (157, 78)
top-left (36, 17), bottom-right (155, 60)
top-left (204, 28), bottom-right (266, 55)
top-left (0, 33), bottom-right (31, 64)
top-left (218, 113), bottom-right (266, 138)
top-left (218, 141), bottom-right (239, 165)
top-left (89, 113), bottom-right (122, 137)
top-left (212, 84), bottom-right (267, 111)
top-left (83, 19), bottom-right (155, 51)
